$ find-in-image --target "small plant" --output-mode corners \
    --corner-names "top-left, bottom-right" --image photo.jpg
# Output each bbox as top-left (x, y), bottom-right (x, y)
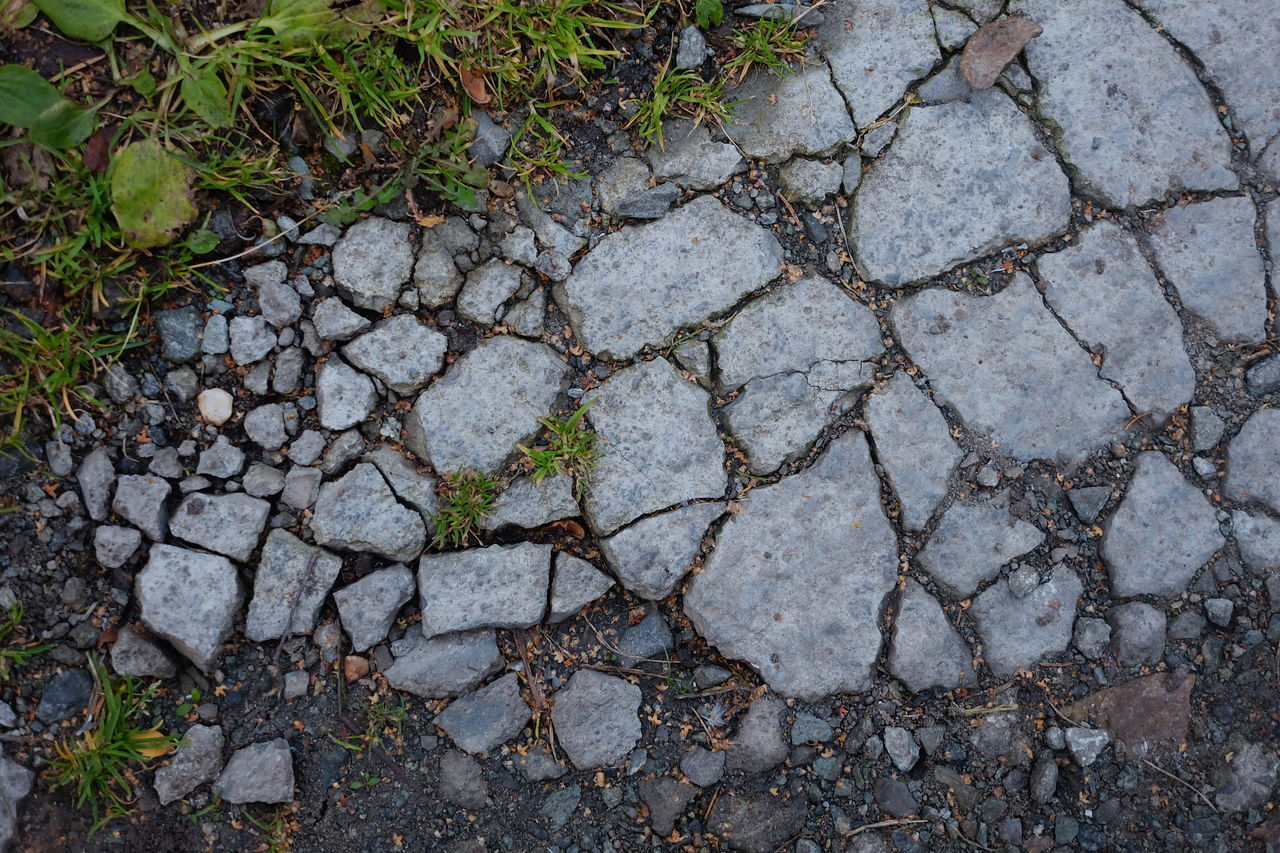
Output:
top-left (724, 15), bottom-right (812, 83)
top-left (628, 63), bottom-right (734, 148)
top-left (694, 0), bottom-right (724, 29)
top-left (186, 793), bottom-right (222, 824)
top-left (431, 471), bottom-right (500, 548)
top-left (518, 402), bottom-right (599, 499)
top-left (0, 599), bottom-right (51, 680)
top-left (241, 804), bottom-right (295, 853)
top-left (505, 106), bottom-right (588, 190)
top-left (330, 695), bottom-right (409, 753)
top-left (349, 771), bottom-right (384, 790)
top-left (48, 658), bottom-right (180, 835)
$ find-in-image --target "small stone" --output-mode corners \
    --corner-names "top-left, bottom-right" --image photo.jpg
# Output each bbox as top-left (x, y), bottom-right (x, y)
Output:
top-left (726, 64), bottom-right (854, 163)
top-left (469, 111), bottom-right (510, 167)
top-left (333, 565), bottom-right (415, 652)
top-left (1246, 354), bottom-right (1280, 394)
top-left (540, 785), bottom-right (581, 832)
top-left (1030, 753), bottom-right (1058, 804)
top-left (245, 530), bottom-right (342, 642)
top-left (110, 626), bottom-right (177, 678)
top-left (960, 15), bottom-right (1043, 89)
top-left (311, 463), bottom-right (426, 561)
top-left (213, 739), bottom-right (295, 803)
top-left (228, 315), bottom-right (276, 365)
top-left (1169, 610), bottom-right (1206, 639)
top-left (883, 727), bottom-right (920, 771)
top-left (483, 475), bottom-right (579, 531)
top-left (600, 502), bottom-right (722, 599)
top-left (514, 743), bottom-right (566, 781)
top-left (94, 525), bottom-right (141, 569)
top-left (281, 465), bottom-right (321, 510)
top-left (675, 24), bottom-right (707, 69)
top-left (77, 448), bottom-right (114, 522)
top-left (458, 260), bottom-right (523, 326)
top-left (418, 542), bottom-right (550, 638)
top-left (1068, 485), bottom-right (1111, 523)
top-left (790, 713), bottom-right (834, 745)
top-left (242, 463), bottom-right (284, 497)
top-left (196, 436), bottom-right (244, 479)
top-left (1215, 741), bottom-right (1279, 812)
top-left (157, 306), bottom-right (202, 362)
top-left (102, 363), bottom-right (139, 403)
top-left (136, 544), bottom-right (241, 671)
top-left (681, 747), bottom-right (726, 787)
top-left (434, 673), bottom-right (531, 754)
top-left (873, 776), bottom-right (918, 818)
top-left (283, 670), bottom-right (309, 700)
top-left (917, 490), bottom-right (1043, 597)
top-left (1062, 670), bottom-right (1195, 759)
top-left (972, 567), bottom-right (1082, 676)
top-left (385, 629), bottom-right (503, 698)
top-left (616, 608), bottom-right (673, 668)
top-left (197, 388), bottom-right (234, 426)
top-left (638, 777), bottom-right (697, 835)
top-left (725, 695), bottom-right (788, 773)
top-left (440, 750), bottom-right (487, 809)
top-left (707, 792), bottom-right (807, 853)
top-left (1107, 602), bottom-right (1167, 665)
top-left (244, 403), bottom-right (286, 451)
top-left (287, 430), bottom-right (325, 467)
top-left (645, 119), bottom-right (745, 190)
top-left (1233, 510), bottom-right (1280, 575)
top-left (414, 231), bottom-right (465, 307)
top-left (112, 474), bottom-right (171, 541)
top-left (154, 724), bottom-right (224, 805)
top-left (551, 670), bottom-right (641, 769)
top-left (1204, 597), bottom-right (1234, 627)
top-left (257, 278), bottom-right (302, 328)
top-left (1226, 408), bottom-right (1280, 512)
top-left (888, 579), bottom-right (976, 691)
top-left (316, 357), bottom-right (376, 431)
top-left (1073, 617), bottom-right (1111, 660)
top-left (311, 298), bottom-right (370, 341)
top-left (332, 217), bottom-right (413, 310)
top-left (1064, 727), bottom-right (1110, 767)
top-left (169, 492), bottom-right (270, 563)
top-left (36, 668), bottom-right (93, 722)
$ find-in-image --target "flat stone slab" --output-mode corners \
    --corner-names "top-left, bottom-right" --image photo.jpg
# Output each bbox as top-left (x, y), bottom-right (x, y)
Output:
top-left (417, 543), bottom-right (551, 638)
top-left (645, 119), bottom-right (744, 189)
top-left (154, 724), bottom-right (223, 805)
top-left (113, 474), bottom-right (170, 541)
top-left (851, 90), bottom-right (1070, 286)
top-left (1103, 451), bottom-right (1223, 598)
top-left (558, 195), bottom-right (782, 359)
top-left (548, 554), bottom-right (615, 622)
top-left (684, 431), bottom-right (897, 700)
top-left (332, 217), bottom-right (413, 310)
top-left (1225, 408), bottom-right (1280, 512)
top-left (1037, 220), bottom-right (1195, 418)
top-left (889, 579), bottom-right (977, 692)
top-left (600, 502), bottom-right (723, 600)
top-left (971, 566), bottom-right (1083, 677)
top-left (406, 336), bottom-right (566, 474)
top-left (137, 544), bottom-right (242, 671)
top-left (316, 357), bottom-right (376, 431)
top-left (244, 530), bottom-right (343, 642)
top-left (343, 314), bottom-right (448, 395)
top-left (364, 446), bottom-right (438, 521)
top-left (917, 490), bottom-right (1044, 598)
top-left (483, 475), bottom-right (579, 531)
top-left (551, 670), bottom-right (642, 769)
top-left (384, 629), bottom-right (504, 698)
top-left (715, 275), bottom-right (883, 471)
top-left (583, 358), bottom-right (726, 534)
top-left (333, 564), bottom-right (416, 652)
top-left (1015, 0), bottom-right (1236, 207)
top-left (434, 673), bottom-right (531, 754)
top-left (311, 463), bottom-right (426, 561)
top-left (169, 492), bottom-right (270, 563)
top-left (1233, 511), bottom-right (1280, 576)
top-left (213, 739), bottom-right (294, 804)
top-left (892, 274), bottom-right (1131, 464)
top-left (724, 64), bottom-right (855, 162)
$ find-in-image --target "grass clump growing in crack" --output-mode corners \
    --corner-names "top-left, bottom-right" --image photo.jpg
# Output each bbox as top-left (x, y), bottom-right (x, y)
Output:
top-left (0, 599), bottom-right (50, 680)
top-left (724, 15), bottom-right (812, 82)
top-left (431, 470), bottom-right (500, 548)
top-left (48, 658), bottom-right (180, 836)
top-left (519, 402), bottom-right (598, 499)
top-left (628, 62), bottom-right (735, 149)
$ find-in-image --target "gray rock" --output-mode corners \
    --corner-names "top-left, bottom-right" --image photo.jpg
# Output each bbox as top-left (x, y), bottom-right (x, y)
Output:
top-left (112, 474), bottom-right (170, 541)
top-left (778, 158), bottom-right (843, 208)
top-left (883, 726), bottom-right (920, 772)
top-left (791, 713), bottom-right (834, 745)
top-left (94, 525), bottom-right (141, 569)
top-left (583, 358), bottom-right (725, 534)
top-left (332, 217), bottom-right (413, 310)
top-left (363, 446), bottom-right (438, 520)
top-left (859, 120), bottom-right (896, 157)
top-left (458, 260), bottom-right (523, 325)
top-left (514, 743), bottom-right (567, 781)
top-left (892, 274), bottom-right (1130, 464)
top-left (600, 502), bottom-right (721, 600)
top-left (686, 431), bottom-right (896, 700)
top-left (311, 463), bottom-right (426, 561)
top-left (865, 373), bottom-right (962, 530)
top-left (1226, 408), bottom-right (1280, 512)
top-left (45, 439), bottom-right (73, 477)
top-left (675, 24), bottom-right (707, 69)
top-left (971, 567), bottom-right (1083, 676)
top-left (257, 277), bottom-right (302, 329)
top-left (540, 784), bottom-right (581, 831)
top-left (311, 298), bottom-right (371, 341)
top-left (1169, 610), bottom-right (1206, 639)
top-left (137, 544), bottom-right (242, 671)
top-left (726, 696), bottom-right (787, 772)
top-left (597, 159), bottom-right (659, 218)
top-left (504, 288), bottom-right (545, 337)
top-left (852, 91), bottom-right (1069, 286)
top-left (1247, 354), bottom-right (1280, 395)
top-left (551, 669), bottom-right (641, 769)
top-left (483, 475), bottom-right (578, 530)
top-left (932, 5), bottom-right (977, 50)
top-left (244, 260), bottom-right (286, 289)
top-left (617, 183), bottom-right (680, 220)
top-left (243, 462), bottom-right (284, 497)
top-left (245, 530), bottom-right (342, 642)
top-left (343, 314), bottom-right (447, 396)
top-left (1205, 597), bottom-right (1234, 627)
top-left (213, 739), bottom-right (294, 803)
top-left (1030, 753), bottom-right (1058, 804)
top-left (1147, 197), bottom-right (1267, 343)
top-left (516, 194), bottom-right (585, 258)
top-left (1233, 511), bottom-right (1280, 575)
top-left (275, 350), bottom-right (305, 393)
top-left (820, 0), bottom-right (940, 127)
top-left (1191, 406), bottom-right (1227, 451)
top-left (559, 196), bottom-right (782, 359)
top-left (681, 747), bottom-right (726, 787)
top-left (37, 667), bottom-right (92, 722)
top-left (102, 363), bottom-right (139, 403)
top-left (334, 565), bottom-right (416, 652)
top-left (707, 791), bottom-right (808, 853)
top-left (110, 626), bottom-right (177, 678)
top-left (645, 119), bottom-right (745, 190)
top-left (1107, 601), bottom-right (1166, 665)
top-left (321, 429), bottom-right (366, 475)
top-left (78, 447), bottom-right (114, 522)
top-left (244, 403), bottom-right (286, 451)
top-left (287, 430), bottom-right (325, 466)
top-left (228, 315), bottom-right (276, 366)
top-left (1103, 452), bottom-right (1223, 598)
top-left (1038, 221), bottom-right (1195, 417)
top-left (842, 153), bottom-right (863, 193)
top-left (148, 447), bottom-right (183, 480)
top-left (1015, 0), bottom-right (1235, 207)
top-left (1073, 617), bottom-right (1111, 659)
top-left (725, 64), bottom-right (854, 163)
top-left (638, 777), bottom-right (697, 835)
top-left (873, 776), bottom-right (919, 818)
top-left (299, 223), bottom-right (341, 245)
top-left (499, 226), bottom-right (537, 266)
top-left (889, 579), bottom-right (977, 692)
top-left (440, 750), bottom-right (487, 809)
top-left (169, 492), bottom-right (270, 563)
top-left (154, 724), bottom-right (223, 805)
top-left (316, 357), bottom-right (376, 431)
top-left (917, 490), bottom-right (1043, 597)
top-left (1215, 741), bottom-right (1279, 812)
top-left (1065, 727), bottom-right (1110, 767)
top-left (435, 673), bottom-right (531, 754)
top-left (157, 306), bottom-right (202, 362)
top-left (197, 436), bottom-right (245, 479)
top-left (716, 275), bottom-right (882, 471)
top-left (533, 249), bottom-right (572, 281)
top-left (1068, 485), bottom-right (1111, 523)
top-left (417, 542), bottom-right (550, 637)
top-left (414, 230), bottom-right (465, 307)
top-left (616, 608), bottom-right (674, 667)
top-left (469, 111), bottom-right (510, 167)
top-left (406, 336), bottom-right (565, 475)
top-left (385, 629), bottom-right (503, 698)
top-left (548, 554), bottom-right (614, 622)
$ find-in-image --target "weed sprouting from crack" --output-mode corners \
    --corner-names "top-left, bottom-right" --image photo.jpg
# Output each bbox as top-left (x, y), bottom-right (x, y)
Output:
top-left (431, 470), bottom-right (501, 549)
top-left (518, 401), bottom-right (599, 500)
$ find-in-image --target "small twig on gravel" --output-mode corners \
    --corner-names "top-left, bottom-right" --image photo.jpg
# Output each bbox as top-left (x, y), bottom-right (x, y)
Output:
top-left (842, 818), bottom-right (926, 837)
top-left (953, 702), bottom-right (1019, 717)
top-left (1141, 758), bottom-right (1219, 813)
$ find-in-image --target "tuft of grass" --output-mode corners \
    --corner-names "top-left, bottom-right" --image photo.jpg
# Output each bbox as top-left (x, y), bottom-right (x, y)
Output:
top-left (724, 15), bottom-right (812, 83)
top-left (48, 658), bottom-right (181, 836)
top-left (627, 62), bottom-right (735, 149)
top-left (330, 695), bottom-right (409, 753)
top-left (0, 599), bottom-right (51, 680)
top-left (518, 401), bottom-right (598, 499)
top-left (431, 470), bottom-right (500, 548)
top-left (241, 804), bottom-right (295, 853)
top-left (505, 106), bottom-right (588, 190)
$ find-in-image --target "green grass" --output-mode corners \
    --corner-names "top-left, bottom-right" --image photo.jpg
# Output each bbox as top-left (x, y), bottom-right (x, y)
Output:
top-left (431, 470), bottom-right (500, 548)
top-left (331, 695), bottom-right (410, 753)
top-left (49, 658), bottom-right (181, 836)
top-left (0, 599), bottom-right (50, 680)
top-left (725, 15), bottom-right (811, 83)
top-left (628, 62), bottom-right (735, 149)
top-left (518, 401), bottom-right (598, 499)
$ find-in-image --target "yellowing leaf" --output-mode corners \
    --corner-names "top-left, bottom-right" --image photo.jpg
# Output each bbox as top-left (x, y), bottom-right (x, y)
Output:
top-left (110, 138), bottom-right (198, 249)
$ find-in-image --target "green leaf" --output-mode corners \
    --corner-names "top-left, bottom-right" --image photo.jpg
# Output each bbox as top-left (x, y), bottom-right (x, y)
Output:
top-left (259, 0), bottom-right (343, 48)
top-left (694, 0), bottom-right (723, 29)
top-left (31, 0), bottom-right (128, 42)
top-left (1, 0), bottom-right (39, 28)
top-left (181, 228), bottom-right (219, 254)
top-left (180, 66), bottom-right (232, 128)
top-left (126, 67), bottom-right (156, 98)
top-left (0, 64), bottom-right (95, 149)
top-left (110, 138), bottom-right (198, 249)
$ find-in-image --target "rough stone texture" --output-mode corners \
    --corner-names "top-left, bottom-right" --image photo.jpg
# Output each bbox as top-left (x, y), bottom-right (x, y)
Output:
top-left (583, 358), bottom-right (725, 534)
top-left (316, 357), bottom-right (376, 431)
top-left (865, 373), bottom-right (962, 530)
top-left (1063, 670), bottom-right (1195, 758)
top-left (917, 491), bottom-right (1044, 598)
top-left (559, 196), bottom-right (782, 359)
top-left (136, 544), bottom-right (242, 671)
top-left (257, 277), bottom-right (302, 328)
top-left (1225, 408), bottom-right (1280, 512)
top-left (1146, 197), bottom-right (1267, 343)
top-left (1103, 452), bottom-right (1223, 598)
top-left (156, 306), bottom-right (202, 362)
top-left (1191, 406), bottom-right (1226, 451)
top-left (244, 403), bottom-right (286, 451)
top-left (715, 275), bottom-right (883, 471)
top-left (110, 626), bottom-right (177, 678)
top-left (1015, 0), bottom-right (1236, 207)
top-left (820, 0), bottom-right (940, 127)
top-left (884, 726), bottom-right (920, 771)
top-left (1065, 726), bottom-right (1110, 767)
top-left (311, 298), bottom-right (370, 341)
top-left (893, 274), bottom-right (1130, 464)
top-left (364, 446), bottom-right (438, 521)
top-left (245, 530), bottom-right (342, 642)
top-left (548, 554), bottom-right (614, 622)
top-left (852, 90), bottom-right (1070, 286)
top-left (112, 474), bottom-right (170, 541)
top-left (645, 119), bottom-right (745, 190)
top-left (1215, 741), bottom-right (1280, 812)
top-left (681, 747), bottom-right (726, 787)
top-left (384, 629), bottom-right (503, 698)
top-left (600, 503), bottom-right (722, 600)
top-left (551, 670), bottom-right (642, 769)
top-left (333, 565), bottom-right (416, 652)
top-left (889, 579), bottom-right (977, 692)
top-left (960, 15), bottom-right (1042, 89)
top-left (78, 447), bottom-right (114, 521)
top-left (169, 492), bottom-right (270, 563)
top-left (971, 567), bottom-right (1083, 677)
top-left (406, 336), bottom-right (565, 474)
top-left (196, 388), bottom-right (233, 426)
top-left (707, 792), bottom-right (808, 853)
top-left (1037, 221), bottom-right (1195, 418)
top-left (434, 673), bottom-right (531, 754)
top-left (94, 525), bottom-right (141, 569)
top-left (1074, 617), bottom-right (1112, 660)
top-left (1233, 511), bottom-right (1280, 575)
top-left (724, 65), bottom-right (855, 163)
top-left (343, 314), bottom-right (448, 395)
top-left (311, 463), bottom-right (426, 561)
top-left (36, 668), bottom-right (92, 722)
top-left (417, 543), bottom-right (551, 638)
top-left (332, 217), bottom-right (413, 310)
top-left (228, 315), bottom-right (276, 366)
top-left (1107, 601), bottom-right (1166, 665)
top-left (483, 475), bottom-right (578, 531)
top-left (213, 739), bottom-right (295, 803)
top-left (685, 431), bottom-right (897, 700)
top-left (778, 158), bottom-right (844, 208)
top-left (638, 777), bottom-right (697, 835)
top-left (154, 725), bottom-right (224, 805)
top-left (458, 260), bottom-right (523, 325)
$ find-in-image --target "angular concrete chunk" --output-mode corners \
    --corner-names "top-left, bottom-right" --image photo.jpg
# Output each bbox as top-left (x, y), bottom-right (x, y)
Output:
top-left (332, 217), bottom-right (413, 310)
top-left (1226, 408), bottom-right (1280, 512)
top-left (169, 492), bottom-right (271, 563)
top-left (417, 543), bottom-right (551, 638)
top-left (483, 475), bottom-right (579, 531)
top-left (384, 629), bottom-right (503, 698)
top-left (137, 545), bottom-right (242, 672)
top-left (245, 530), bottom-right (343, 642)
top-left (724, 65), bottom-right (856, 162)
top-left (112, 474), bottom-right (171, 541)
top-left (918, 491), bottom-right (1044, 598)
top-left (549, 554), bottom-right (615, 622)
top-left (972, 567), bottom-right (1082, 677)
top-left (333, 565), bottom-right (416, 652)
top-left (154, 725), bottom-right (224, 805)
top-left (434, 673), bottom-right (531, 754)
top-left (213, 739), bottom-right (294, 804)
top-left (316, 357), bottom-right (376, 431)
top-left (889, 579), bottom-right (977, 692)
top-left (343, 314), bottom-right (448, 395)
top-left (600, 502), bottom-right (722, 600)
top-left (311, 463), bottom-right (426, 562)
top-left (551, 670), bottom-right (642, 769)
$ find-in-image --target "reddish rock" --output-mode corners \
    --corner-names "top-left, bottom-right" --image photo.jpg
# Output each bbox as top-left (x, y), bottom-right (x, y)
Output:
top-left (343, 655), bottom-right (370, 683)
top-left (1062, 670), bottom-right (1195, 758)
top-left (960, 16), bottom-right (1044, 90)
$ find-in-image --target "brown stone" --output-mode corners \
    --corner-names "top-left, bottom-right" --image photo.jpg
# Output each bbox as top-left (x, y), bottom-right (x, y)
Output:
top-left (960, 15), bottom-right (1044, 90)
top-left (343, 655), bottom-right (370, 683)
top-left (1061, 670), bottom-right (1195, 758)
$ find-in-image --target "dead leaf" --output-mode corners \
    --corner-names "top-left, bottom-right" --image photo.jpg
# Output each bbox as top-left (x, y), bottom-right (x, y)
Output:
top-left (83, 127), bottom-right (112, 173)
top-left (459, 65), bottom-right (491, 104)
